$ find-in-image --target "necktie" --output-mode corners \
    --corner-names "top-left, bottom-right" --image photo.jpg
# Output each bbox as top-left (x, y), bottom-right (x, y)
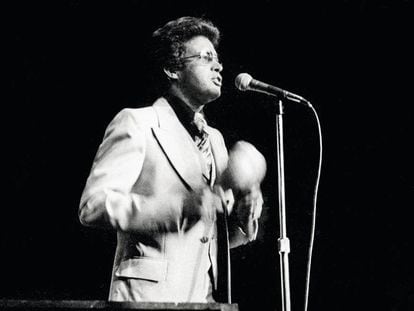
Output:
top-left (193, 113), bottom-right (230, 302)
top-left (193, 112), bottom-right (214, 183)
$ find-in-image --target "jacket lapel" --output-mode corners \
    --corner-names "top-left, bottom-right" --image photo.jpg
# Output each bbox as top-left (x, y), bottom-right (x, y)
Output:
top-left (206, 127), bottom-right (228, 183)
top-left (151, 98), bottom-right (204, 191)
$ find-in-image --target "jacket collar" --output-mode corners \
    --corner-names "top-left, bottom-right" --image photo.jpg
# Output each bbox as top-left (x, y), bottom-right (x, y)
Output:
top-left (151, 97), bottom-right (227, 190)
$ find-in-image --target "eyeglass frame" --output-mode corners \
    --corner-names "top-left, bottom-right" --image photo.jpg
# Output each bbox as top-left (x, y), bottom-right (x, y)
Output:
top-left (181, 49), bottom-right (222, 66)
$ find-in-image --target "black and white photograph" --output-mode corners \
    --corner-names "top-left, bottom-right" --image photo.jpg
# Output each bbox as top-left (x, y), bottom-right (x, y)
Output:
top-left (5, 1), bottom-right (414, 311)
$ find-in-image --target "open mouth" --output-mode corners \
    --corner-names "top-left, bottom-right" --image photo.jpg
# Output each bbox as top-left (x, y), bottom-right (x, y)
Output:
top-left (212, 77), bottom-right (222, 87)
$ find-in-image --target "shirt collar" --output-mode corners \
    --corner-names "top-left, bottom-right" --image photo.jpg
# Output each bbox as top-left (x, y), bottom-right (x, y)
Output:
top-left (165, 93), bottom-right (207, 138)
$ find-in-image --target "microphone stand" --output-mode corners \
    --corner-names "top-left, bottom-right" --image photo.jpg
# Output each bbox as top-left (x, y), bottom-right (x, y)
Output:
top-left (275, 99), bottom-right (291, 311)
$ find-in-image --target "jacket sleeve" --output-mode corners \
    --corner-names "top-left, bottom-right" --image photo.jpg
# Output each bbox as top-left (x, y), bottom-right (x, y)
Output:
top-left (79, 109), bottom-right (182, 233)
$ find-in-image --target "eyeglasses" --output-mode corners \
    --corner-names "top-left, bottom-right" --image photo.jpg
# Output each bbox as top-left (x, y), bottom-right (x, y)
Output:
top-left (181, 49), bottom-right (221, 65)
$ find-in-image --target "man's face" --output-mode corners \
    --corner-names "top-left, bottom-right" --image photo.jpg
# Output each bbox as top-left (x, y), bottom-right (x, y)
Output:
top-left (175, 36), bottom-right (223, 107)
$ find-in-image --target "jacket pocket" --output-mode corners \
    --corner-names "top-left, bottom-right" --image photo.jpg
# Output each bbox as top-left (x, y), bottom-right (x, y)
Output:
top-left (115, 257), bottom-right (168, 282)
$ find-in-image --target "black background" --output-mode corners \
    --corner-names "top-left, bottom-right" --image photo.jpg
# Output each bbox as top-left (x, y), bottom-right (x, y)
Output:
top-left (5, 1), bottom-right (414, 311)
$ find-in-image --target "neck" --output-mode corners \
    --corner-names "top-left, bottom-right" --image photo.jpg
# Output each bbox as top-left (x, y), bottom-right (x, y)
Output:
top-left (168, 86), bottom-right (204, 113)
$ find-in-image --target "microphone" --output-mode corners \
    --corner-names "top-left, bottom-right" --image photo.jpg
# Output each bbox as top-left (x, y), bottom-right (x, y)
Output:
top-left (235, 73), bottom-right (311, 107)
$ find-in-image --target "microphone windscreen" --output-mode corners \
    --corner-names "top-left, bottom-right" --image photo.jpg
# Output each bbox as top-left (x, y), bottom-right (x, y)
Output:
top-left (235, 73), bottom-right (253, 91)
top-left (221, 141), bottom-right (267, 192)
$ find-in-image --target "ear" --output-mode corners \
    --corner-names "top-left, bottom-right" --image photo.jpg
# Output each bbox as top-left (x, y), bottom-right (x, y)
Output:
top-left (163, 68), bottom-right (179, 81)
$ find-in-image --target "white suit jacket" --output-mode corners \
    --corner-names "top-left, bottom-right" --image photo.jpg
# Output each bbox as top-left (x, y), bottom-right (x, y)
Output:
top-left (79, 97), bottom-right (255, 302)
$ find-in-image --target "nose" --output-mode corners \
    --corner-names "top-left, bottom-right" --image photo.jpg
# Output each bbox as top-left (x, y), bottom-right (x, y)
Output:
top-left (212, 61), bottom-right (223, 73)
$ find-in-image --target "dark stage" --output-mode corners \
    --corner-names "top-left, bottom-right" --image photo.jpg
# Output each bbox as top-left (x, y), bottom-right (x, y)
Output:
top-left (6, 1), bottom-right (414, 310)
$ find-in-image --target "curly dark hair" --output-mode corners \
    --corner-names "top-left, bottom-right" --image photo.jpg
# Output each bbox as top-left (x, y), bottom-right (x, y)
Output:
top-left (151, 16), bottom-right (221, 73)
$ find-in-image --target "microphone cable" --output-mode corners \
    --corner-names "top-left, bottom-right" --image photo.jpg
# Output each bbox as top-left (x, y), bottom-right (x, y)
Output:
top-left (303, 103), bottom-right (323, 311)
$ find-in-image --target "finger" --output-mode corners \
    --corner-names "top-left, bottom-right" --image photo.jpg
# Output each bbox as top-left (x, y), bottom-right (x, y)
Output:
top-left (250, 191), bottom-right (263, 219)
top-left (213, 185), bottom-right (232, 214)
top-left (252, 199), bottom-right (263, 220)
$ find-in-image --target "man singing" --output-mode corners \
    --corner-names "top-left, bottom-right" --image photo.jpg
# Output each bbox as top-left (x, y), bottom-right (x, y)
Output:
top-left (79, 16), bottom-right (264, 303)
